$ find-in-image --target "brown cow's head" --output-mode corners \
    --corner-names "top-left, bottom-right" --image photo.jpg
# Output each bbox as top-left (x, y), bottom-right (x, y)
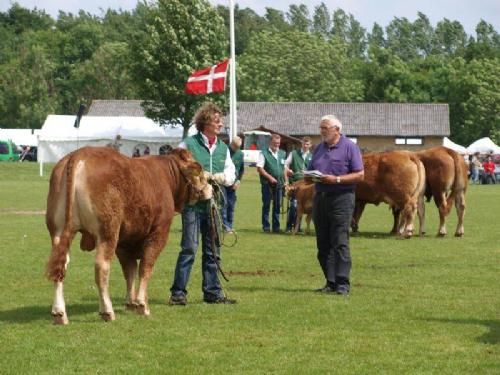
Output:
top-left (172, 149), bottom-right (213, 204)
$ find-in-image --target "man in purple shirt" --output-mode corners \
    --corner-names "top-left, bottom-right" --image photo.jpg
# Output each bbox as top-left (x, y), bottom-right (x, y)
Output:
top-left (308, 115), bottom-right (364, 295)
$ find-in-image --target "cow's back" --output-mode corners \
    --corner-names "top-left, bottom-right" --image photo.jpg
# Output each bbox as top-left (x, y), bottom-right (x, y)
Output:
top-left (357, 151), bottom-right (422, 207)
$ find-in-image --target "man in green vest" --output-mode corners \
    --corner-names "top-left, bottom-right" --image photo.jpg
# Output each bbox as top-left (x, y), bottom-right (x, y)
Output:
top-left (256, 134), bottom-right (286, 233)
top-left (169, 102), bottom-right (236, 305)
top-left (222, 135), bottom-right (244, 233)
top-left (284, 136), bottom-right (313, 233)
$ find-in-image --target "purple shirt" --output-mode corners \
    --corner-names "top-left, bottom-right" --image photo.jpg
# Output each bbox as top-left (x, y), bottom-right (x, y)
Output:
top-left (309, 135), bottom-right (364, 193)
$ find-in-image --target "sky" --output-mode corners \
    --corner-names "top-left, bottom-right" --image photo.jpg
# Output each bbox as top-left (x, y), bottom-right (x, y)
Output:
top-left (0, 0), bottom-right (498, 35)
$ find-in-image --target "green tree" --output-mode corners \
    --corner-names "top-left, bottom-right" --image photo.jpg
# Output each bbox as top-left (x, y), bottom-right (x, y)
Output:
top-left (287, 4), bottom-right (310, 32)
top-left (432, 19), bottom-right (467, 55)
top-left (312, 2), bottom-right (331, 38)
top-left (72, 42), bottom-right (139, 101)
top-left (237, 30), bottom-right (363, 102)
top-left (130, 0), bottom-right (227, 136)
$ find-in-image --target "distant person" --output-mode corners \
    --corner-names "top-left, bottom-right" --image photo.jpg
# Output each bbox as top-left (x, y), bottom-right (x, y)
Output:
top-left (257, 134), bottom-right (286, 233)
top-left (19, 146), bottom-right (30, 162)
top-left (284, 137), bottom-right (313, 233)
top-left (133, 148), bottom-right (140, 158)
top-left (482, 155), bottom-right (496, 184)
top-left (221, 136), bottom-right (244, 233)
top-left (469, 152), bottom-right (481, 184)
top-left (144, 146), bottom-right (150, 155)
top-left (107, 135), bottom-right (122, 151)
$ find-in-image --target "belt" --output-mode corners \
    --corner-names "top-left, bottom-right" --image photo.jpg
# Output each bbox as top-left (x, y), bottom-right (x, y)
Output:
top-left (317, 190), bottom-right (353, 198)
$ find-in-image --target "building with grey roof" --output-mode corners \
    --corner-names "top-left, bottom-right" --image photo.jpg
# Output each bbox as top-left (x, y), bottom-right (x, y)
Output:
top-left (88, 100), bottom-right (449, 152)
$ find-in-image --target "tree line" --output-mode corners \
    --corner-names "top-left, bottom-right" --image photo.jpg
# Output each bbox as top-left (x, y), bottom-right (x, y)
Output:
top-left (0, 1), bottom-right (498, 145)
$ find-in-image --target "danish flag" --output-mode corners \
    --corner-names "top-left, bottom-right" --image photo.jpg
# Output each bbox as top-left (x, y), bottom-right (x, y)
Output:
top-left (185, 59), bottom-right (229, 95)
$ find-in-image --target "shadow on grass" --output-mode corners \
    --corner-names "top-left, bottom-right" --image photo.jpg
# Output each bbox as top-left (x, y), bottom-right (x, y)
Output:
top-left (0, 303), bottom-right (97, 324)
top-left (351, 231), bottom-right (395, 239)
top-left (426, 317), bottom-right (500, 344)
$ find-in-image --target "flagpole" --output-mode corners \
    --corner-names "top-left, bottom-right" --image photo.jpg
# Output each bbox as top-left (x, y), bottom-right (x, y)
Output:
top-left (229, 0), bottom-right (237, 141)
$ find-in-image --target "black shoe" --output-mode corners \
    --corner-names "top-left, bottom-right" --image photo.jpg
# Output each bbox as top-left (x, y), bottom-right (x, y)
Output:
top-left (168, 294), bottom-right (187, 305)
top-left (263, 229), bottom-right (270, 233)
top-left (334, 284), bottom-right (350, 296)
top-left (204, 296), bottom-right (237, 304)
top-left (314, 284), bottom-right (336, 293)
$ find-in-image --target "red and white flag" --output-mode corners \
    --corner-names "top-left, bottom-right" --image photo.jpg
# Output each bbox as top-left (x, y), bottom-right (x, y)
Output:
top-left (185, 59), bottom-right (230, 95)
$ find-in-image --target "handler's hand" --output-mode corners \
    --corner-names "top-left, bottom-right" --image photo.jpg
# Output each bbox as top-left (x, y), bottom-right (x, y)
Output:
top-left (320, 175), bottom-right (337, 184)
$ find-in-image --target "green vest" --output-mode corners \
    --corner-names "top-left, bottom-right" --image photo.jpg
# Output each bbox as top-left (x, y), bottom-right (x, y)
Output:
top-left (184, 133), bottom-right (227, 173)
top-left (260, 148), bottom-right (286, 185)
top-left (289, 149), bottom-right (312, 183)
top-left (184, 134), bottom-right (228, 210)
top-left (231, 149), bottom-right (244, 181)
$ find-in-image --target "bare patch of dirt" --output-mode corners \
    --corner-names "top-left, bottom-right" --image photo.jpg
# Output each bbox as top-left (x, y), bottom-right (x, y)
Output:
top-left (226, 270), bottom-right (284, 277)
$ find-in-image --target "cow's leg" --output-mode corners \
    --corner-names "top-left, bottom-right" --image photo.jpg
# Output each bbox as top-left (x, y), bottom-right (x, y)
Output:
top-left (454, 191), bottom-right (466, 237)
top-left (293, 208), bottom-right (302, 235)
top-left (400, 201), bottom-right (417, 238)
top-left (95, 241), bottom-right (117, 322)
top-left (351, 202), bottom-right (366, 233)
top-left (417, 193), bottom-right (426, 236)
top-left (116, 247), bottom-right (138, 311)
top-left (435, 193), bottom-right (448, 236)
top-left (391, 207), bottom-right (401, 235)
top-left (51, 253), bottom-right (70, 325)
top-left (136, 230), bottom-right (169, 316)
top-left (304, 214), bottom-right (312, 235)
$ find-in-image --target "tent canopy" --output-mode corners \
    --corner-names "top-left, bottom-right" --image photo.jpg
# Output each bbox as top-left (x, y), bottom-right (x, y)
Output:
top-left (466, 137), bottom-right (500, 155)
top-left (442, 137), bottom-right (467, 154)
top-left (0, 128), bottom-right (39, 147)
top-left (38, 115), bottom-right (183, 163)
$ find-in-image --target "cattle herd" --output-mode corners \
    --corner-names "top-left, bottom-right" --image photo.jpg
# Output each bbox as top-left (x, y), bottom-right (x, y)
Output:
top-left (288, 146), bottom-right (468, 238)
top-left (44, 145), bottom-right (467, 324)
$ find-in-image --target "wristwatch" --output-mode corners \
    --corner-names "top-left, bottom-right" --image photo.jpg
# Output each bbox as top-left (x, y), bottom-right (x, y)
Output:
top-left (336, 176), bottom-right (341, 184)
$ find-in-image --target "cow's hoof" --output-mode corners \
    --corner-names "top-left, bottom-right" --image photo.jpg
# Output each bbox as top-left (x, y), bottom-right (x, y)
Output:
top-left (99, 311), bottom-right (115, 322)
top-left (437, 232), bottom-right (446, 237)
top-left (454, 232), bottom-right (464, 237)
top-left (136, 304), bottom-right (150, 316)
top-left (125, 302), bottom-right (139, 312)
top-left (52, 312), bottom-right (69, 325)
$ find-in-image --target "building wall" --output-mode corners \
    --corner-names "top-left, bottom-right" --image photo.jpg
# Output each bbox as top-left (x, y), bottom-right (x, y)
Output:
top-left (307, 135), bottom-right (443, 153)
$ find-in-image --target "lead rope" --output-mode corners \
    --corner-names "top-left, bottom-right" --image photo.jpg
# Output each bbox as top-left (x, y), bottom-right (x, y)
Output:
top-left (208, 182), bottom-right (230, 282)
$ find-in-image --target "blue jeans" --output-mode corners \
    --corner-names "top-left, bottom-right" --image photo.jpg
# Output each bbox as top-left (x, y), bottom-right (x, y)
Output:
top-left (261, 184), bottom-right (283, 232)
top-left (221, 186), bottom-right (237, 231)
top-left (471, 168), bottom-right (479, 184)
top-left (170, 207), bottom-right (223, 300)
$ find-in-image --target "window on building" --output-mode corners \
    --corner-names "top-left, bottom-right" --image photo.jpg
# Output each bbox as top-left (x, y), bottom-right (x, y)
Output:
top-left (395, 137), bottom-right (423, 145)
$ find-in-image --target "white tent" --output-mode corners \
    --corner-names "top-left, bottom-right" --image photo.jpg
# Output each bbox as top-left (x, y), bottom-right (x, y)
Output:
top-left (442, 137), bottom-right (467, 154)
top-left (0, 128), bottom-right (39, 147)
top-left (38, 115), bottom-right (183, 163)
top-left (466, 137), bottom-right (500, 155)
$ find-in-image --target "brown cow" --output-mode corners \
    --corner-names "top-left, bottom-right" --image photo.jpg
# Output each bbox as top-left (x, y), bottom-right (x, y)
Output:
top-left (285, 180), bottom-right (315, 234)
top-left (416, 146), bottom-right (468, 236)
top-left (45, 147), bottom-right (212, 325)
top-left (351, 150), bottom-right (426, 238)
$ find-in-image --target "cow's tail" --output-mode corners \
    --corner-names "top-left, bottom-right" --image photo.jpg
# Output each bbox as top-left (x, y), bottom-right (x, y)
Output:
top-left (445, 148), bottom-right (467, 213)
top-left (410, 153), bottom-right (426, 202)
top-left (46, 154), bottom-right (78, 282)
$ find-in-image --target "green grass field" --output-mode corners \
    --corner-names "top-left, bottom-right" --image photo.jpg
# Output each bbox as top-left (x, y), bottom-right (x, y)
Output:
top-left (0, 162), bottom-right (499, 374)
